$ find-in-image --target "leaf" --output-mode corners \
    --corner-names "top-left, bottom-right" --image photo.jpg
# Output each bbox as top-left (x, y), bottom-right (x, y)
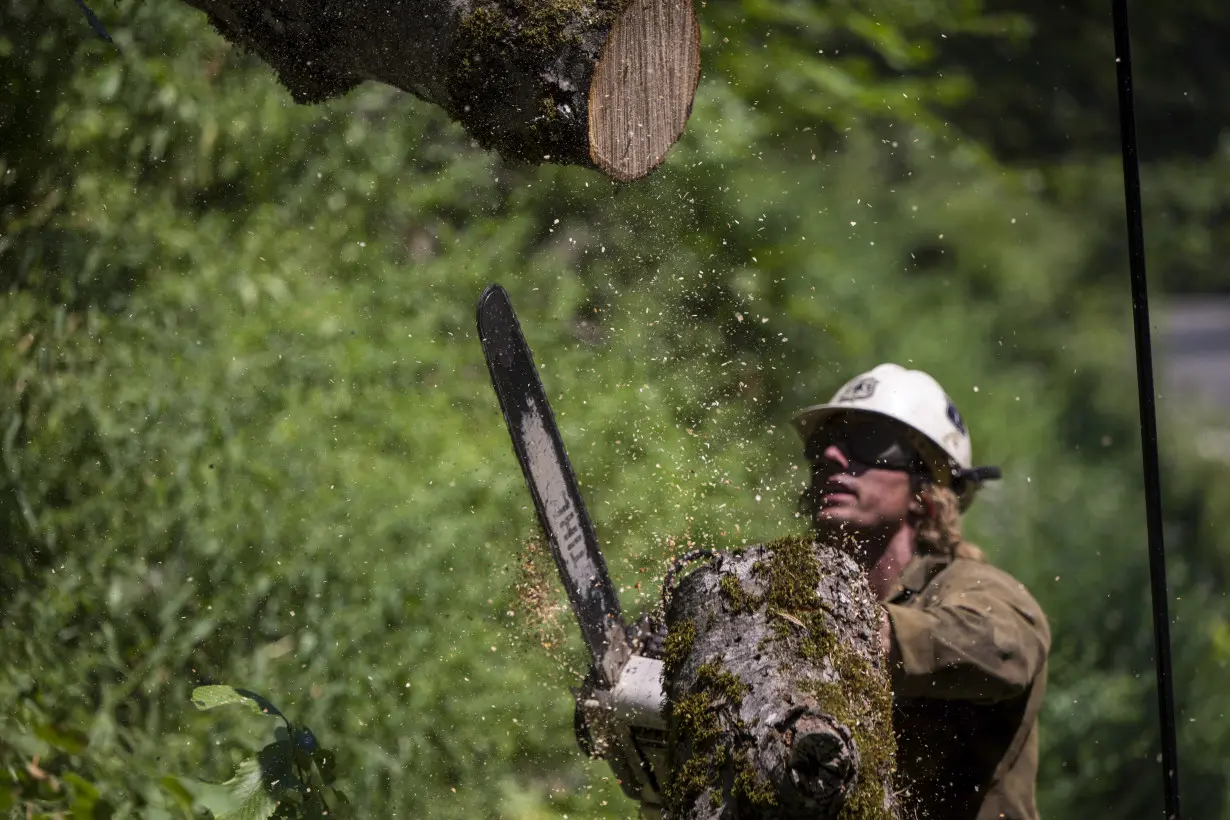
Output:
top-left (214, 757), bottom-right (278, 820)
top-left (159, 775), bottom-right (196, 813)
top-left (87, 711), bottom-right (116, 753)
top-left (324, 787), bottom-right (354, 820)
top-left (32, 723), bottom-right (89, 755)
top-left (65, 771), bottom-right (112, 820)
top-left (196, 739), bottom-right (299, 820)
top-left (311, 749), bottom-right (336, 785)
top-left (4, 724), bottom-right (51, 759)
top-left (191, 686), bottom-right (287, 723)
top-left (61, 772), bottom-right (100, 800)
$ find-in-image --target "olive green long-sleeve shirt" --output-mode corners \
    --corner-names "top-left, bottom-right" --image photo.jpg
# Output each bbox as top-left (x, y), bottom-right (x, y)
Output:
top-left (883, 551), bottom-right (1050, 820)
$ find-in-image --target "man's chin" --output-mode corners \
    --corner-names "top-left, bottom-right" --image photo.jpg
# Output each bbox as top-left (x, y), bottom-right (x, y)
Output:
top-left (812, 507), bottom-right (862, 533)
top-left (811, 513), bottom-right (880, 565)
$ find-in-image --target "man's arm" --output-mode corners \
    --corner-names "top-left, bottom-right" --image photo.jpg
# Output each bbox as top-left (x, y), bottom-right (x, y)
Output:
top-left (879, 562), bottom-right (1050, 702)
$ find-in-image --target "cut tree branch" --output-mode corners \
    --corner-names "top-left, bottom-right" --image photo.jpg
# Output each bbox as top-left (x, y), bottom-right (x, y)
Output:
top-left (179, 0), bottom-right (702, 182)
top-left (659, 535), bottom-right (900, 820)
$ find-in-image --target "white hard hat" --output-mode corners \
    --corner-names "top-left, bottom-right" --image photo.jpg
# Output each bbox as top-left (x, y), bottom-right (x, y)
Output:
top-left (791, 363), bottom-right (1000, 510)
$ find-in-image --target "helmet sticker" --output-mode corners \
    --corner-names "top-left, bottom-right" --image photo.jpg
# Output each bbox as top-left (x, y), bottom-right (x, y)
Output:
top-left (946, 400), bottom-right (967, 435)
top-left (838, 376), bottom-right (878, 402)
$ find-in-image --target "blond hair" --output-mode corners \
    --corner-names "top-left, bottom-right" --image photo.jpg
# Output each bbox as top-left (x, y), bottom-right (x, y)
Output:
top-left (916, 484), bottom-right (986, 562)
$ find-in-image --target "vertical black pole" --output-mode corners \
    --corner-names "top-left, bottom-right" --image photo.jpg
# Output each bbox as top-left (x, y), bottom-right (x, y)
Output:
top-left (1109, 2), bottom-right (1182, 818)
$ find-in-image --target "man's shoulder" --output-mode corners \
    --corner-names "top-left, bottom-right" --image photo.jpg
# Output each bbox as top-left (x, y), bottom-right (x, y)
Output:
top-left (939, 553), bottom-right (1048, 616)
top-left (943, 552), bottom-right (1031, 587)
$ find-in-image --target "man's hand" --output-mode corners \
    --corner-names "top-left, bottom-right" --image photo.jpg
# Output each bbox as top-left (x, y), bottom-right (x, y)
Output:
top-left (572, 615), bottom-right (665, 741)
top-left (572, 613), bottom-right (667, 804)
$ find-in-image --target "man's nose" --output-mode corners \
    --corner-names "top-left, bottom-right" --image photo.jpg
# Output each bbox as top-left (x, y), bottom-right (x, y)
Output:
top-left (821, 443), bottom-right (850, 470)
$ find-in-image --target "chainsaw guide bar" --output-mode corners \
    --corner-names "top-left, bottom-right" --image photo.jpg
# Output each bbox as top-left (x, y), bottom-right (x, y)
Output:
top-left (476, 283), bottom-right (631, 687)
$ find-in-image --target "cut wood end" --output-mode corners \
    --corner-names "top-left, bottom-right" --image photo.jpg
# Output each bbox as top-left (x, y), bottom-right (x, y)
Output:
top-left (587, 0), bottom-right (702, 183)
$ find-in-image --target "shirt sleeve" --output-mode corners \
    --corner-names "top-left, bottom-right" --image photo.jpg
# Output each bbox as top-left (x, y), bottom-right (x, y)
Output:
top-left (884, 561), bottom-right (1050, 702)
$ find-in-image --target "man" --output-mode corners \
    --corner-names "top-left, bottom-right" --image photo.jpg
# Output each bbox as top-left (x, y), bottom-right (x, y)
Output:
top-left (577, 363), bottom-right (1050, 820)
top-left (791, 362), bottom-right (1050, 820)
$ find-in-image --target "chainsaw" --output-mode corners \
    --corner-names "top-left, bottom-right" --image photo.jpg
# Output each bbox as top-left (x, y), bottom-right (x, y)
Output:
top-left (476, 283), bottom-right (669, 815)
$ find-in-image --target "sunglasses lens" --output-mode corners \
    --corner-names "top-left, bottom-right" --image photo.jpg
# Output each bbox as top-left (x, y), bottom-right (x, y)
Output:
top-left (809, 417), bottom-right (921, 471)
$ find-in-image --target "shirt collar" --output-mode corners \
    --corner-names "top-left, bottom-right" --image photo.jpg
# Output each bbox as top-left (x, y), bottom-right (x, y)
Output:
top-left (884, 552), bottom-right (950, 603)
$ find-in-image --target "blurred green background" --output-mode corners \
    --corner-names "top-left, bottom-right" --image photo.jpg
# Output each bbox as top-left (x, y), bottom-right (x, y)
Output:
top-left (3, 0), bottom-right (1230, 817)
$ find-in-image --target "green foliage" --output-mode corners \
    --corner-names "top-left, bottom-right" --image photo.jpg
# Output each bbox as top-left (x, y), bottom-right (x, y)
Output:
top-left (1, 0), bottom-right (1228, 819)
top-left (190, 685), bottom-right (351, 820)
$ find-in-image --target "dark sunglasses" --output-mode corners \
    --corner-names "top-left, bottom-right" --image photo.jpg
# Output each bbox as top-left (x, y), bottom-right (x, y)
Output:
top-left (805, 416), bottom-right (930, 475)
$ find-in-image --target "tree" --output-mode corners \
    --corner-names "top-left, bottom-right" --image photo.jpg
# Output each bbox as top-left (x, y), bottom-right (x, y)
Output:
top-left (176, 0), bottom-right (702, 182)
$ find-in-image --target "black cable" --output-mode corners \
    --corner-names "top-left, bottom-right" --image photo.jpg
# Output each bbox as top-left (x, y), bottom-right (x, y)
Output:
top-left (1110, 3), bottom-right (1182, 818)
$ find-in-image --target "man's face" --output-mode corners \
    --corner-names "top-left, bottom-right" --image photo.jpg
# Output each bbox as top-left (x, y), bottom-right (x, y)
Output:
top-left (803, 413), bottom-right (925, 537)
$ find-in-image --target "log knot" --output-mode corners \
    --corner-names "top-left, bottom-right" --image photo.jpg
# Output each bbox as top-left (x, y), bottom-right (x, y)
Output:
top-left (779, 704), bottom-right (859, 808)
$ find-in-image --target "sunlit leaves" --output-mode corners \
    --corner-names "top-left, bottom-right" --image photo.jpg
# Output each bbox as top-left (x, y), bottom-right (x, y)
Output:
top-left (212, 757), bottom-right (280, 820)
top-left (189, 687), bottom-right (352, 820)
top-left (192, 686), bottom-right (290, 724)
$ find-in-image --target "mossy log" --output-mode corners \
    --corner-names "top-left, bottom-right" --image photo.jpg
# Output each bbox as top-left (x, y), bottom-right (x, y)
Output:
top-left (659, 535), bottom-right (900, 820)
top-left (179, 0), bottom-right (702, 182)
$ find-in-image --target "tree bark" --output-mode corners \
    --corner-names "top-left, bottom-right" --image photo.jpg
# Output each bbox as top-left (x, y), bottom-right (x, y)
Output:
top-left (659, 535), bottom-right (899, 820)
top-left (179, 0), bottom-right (702, 182)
